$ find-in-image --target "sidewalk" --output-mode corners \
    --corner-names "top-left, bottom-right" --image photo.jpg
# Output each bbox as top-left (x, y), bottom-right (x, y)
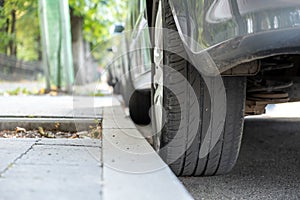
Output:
top-left (0, 96), bottom-right (192, 200)
top-left (0, 96), bottom-right (118, 117)
top-left (0, 96), bottom-right (106, 199)
top-left (0, 138), bottom-right (102, 200)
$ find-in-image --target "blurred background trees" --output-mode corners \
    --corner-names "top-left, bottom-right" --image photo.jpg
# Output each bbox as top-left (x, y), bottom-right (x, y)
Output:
top-left (0, 0), bottom-right (40, 60)
top-left (69, 0), bottom-right (127, 46)
top-left (69, 0), bottom-right (127, 86)
top-left (0, 0), bottom-right (127, 92)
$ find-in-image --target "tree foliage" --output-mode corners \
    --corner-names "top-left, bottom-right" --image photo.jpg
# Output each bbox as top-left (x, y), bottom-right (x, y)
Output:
top-left (69, 0), bottom-right (127, 45)
top-left (0, 0), bottom-right (40, 60)
top-left (0, 0), bottom-right (127, 61)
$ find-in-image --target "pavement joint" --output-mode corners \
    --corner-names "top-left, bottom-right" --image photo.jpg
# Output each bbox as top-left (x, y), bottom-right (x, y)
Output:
top-left (35, 143), bottom-right (101, 148)
top-left (102, 128), bottom-right (137, 129)
top-left (0, 139), bottom-right (41, 177)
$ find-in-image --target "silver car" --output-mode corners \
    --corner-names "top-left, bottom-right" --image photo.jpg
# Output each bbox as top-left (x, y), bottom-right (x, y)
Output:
top-left (108, 0), bottom-right (300, 176)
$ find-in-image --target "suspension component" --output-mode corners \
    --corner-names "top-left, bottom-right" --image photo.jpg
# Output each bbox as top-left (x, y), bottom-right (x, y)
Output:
top-left (246, 59), bottom-right (295, 115)
top-left (247, 80), bottom-right (293, 93)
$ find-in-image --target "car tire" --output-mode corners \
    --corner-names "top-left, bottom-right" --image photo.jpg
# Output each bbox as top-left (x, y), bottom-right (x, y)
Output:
top-left (151, 0), bottom-right (246, 176)
top-left (107, 68), bottom-right (115, 87)
top-left (129, 90), bottom-right (151, 125)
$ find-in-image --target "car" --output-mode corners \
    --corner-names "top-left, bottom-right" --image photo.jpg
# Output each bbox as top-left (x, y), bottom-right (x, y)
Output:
top-left (108, 0), bottom-right (300, 176)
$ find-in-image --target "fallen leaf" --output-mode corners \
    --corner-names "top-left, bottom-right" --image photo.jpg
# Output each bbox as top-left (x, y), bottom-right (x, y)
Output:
top-left (70, 134), bottom-right (78, 139)
top-left (76, 131), bottom-right (88, 136)
top-left (38, 127), bottom-right (46, 136)
top-left (55, 122), bottom-right (60, 129)
top-left (16, 127), bottom-right (26, 133)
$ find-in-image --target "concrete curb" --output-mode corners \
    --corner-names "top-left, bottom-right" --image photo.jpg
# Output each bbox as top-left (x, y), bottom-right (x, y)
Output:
top-left (102, 107), bottom-right (193, 200)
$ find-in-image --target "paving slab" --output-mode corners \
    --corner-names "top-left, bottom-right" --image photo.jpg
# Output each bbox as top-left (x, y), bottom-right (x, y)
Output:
top-left (0, 96), bottom-right (120, 118)
top-left (102, 106), bottom-right (127, 117)
top-left (0, 164), bottom-right (101, 200)
top-left (102, 117), bottom-right (136, 129)
top-left (0, 96), bottom-right (75, 117)
top-left (0, 139), bottom-right (38, 174)
top-left (102, 124), bottom-right (193, 200)
top-left (0, 139), bottom-right (102, 200)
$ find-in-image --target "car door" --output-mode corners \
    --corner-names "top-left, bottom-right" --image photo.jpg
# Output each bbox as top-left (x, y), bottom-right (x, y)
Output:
top-left (127, 0), bottom-right (152, 91)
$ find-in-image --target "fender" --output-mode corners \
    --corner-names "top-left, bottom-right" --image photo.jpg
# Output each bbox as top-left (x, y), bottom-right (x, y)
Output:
top-left (168, 0), bottom-right (300, 75)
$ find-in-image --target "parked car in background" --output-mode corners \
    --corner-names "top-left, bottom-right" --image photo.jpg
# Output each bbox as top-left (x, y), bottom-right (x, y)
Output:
top-left (108, 0), bottom-right (300, 176)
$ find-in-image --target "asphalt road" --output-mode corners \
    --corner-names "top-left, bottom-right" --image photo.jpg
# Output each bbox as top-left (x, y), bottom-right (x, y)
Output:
top-left (180, 118), bottom-right (300, 200)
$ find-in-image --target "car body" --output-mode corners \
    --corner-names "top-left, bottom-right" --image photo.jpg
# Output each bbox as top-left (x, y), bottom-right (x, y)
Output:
top-left (110, 0), bottom-right (300, 93)
top-left (107, 0), bottom-right (300, 176)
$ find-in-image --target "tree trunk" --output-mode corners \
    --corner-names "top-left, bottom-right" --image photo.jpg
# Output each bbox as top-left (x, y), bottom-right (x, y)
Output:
top-left (9, 9), bottom-right (16, 56)
top-left (37, 34), bottom-right (42, 60)
top-left (70, 12), bottom-right (86, 85)
top-left (4, 18), bottom-right (9, 55)
top-left (0, 0), bottom-right (7, 54)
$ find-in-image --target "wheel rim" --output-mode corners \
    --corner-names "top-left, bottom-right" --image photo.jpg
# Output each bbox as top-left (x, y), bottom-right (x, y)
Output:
top-left (152, 1), bottom-right (163, 151)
